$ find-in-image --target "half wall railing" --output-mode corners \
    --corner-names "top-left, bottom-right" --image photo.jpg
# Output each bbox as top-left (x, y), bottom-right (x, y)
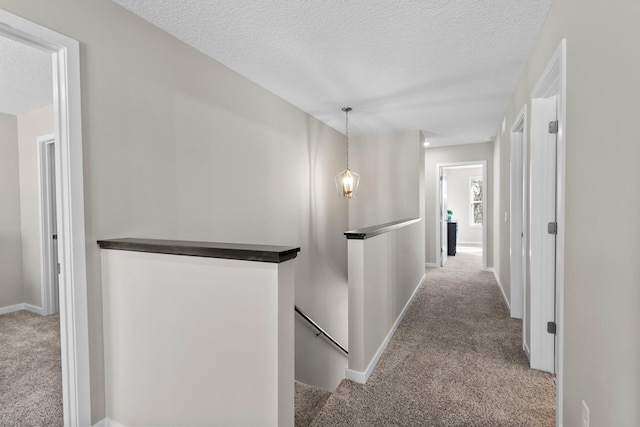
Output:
top-left (344, 218), bottom-right (425, 384)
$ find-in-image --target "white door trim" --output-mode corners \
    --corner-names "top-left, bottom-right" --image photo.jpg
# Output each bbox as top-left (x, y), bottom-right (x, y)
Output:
top-left (509, 106), bottom-right (527, 320)
top-left (38, 134), bottom-right (58, 316)
top-left (0, 9), bottom-right (91, 426)
top-left (440, 168), bottom-right (447, 266)
top-left (435, 160), bottom-right (488, 271)
top-left (531, 39), bottom-right (566, 427)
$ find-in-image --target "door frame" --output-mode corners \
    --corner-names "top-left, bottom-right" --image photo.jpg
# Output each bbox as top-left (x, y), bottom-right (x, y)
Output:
top-left (530, 39), bottom-right (566, 427)
top-left (38, 134), bottom-right (59, 316)
top-left (0, 9), bottom-right (91, 426)
top-left (510, 106), bottom-right (528, 344)
top-left (435, 160), bottom-right (487, 270)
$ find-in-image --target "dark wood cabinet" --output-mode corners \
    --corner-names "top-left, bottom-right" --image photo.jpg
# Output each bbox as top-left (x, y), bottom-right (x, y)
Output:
top-left (447, 222), bottom-right (457, 256)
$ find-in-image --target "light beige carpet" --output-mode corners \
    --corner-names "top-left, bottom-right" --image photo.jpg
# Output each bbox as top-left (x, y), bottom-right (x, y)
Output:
top-left (310, 251), bottom-right (556, 426)
top-left (0, 310), bottom-right (63, 427)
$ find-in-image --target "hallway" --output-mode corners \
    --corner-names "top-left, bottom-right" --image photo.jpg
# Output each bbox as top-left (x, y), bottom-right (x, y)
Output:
top-left (308, 251), bottom-right (555, 426)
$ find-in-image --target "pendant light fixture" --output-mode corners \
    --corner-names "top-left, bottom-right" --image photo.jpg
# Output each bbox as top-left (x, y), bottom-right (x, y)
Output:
top-left (335, 107), bottom-right (360, 199)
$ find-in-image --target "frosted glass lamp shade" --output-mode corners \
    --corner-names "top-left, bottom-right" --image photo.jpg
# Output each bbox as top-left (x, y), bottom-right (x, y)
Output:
top-left (335, 169), bottom-right (360, 198)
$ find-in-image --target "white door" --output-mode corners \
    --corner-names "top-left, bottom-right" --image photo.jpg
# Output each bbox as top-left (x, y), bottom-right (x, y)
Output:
top-left (530, 96), bottom-right (557, 373)
top-left (40, 136), bottom-right (60, 315)
top-left (440, 169), bottom-right (448, 266)
top-left (47, 142), bottom-right (59, 314)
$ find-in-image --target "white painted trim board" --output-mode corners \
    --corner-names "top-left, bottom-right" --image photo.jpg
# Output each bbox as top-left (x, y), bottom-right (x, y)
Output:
top-left (485, 268), bottom-right (510, 311)
top-left (0, 303), bottom-right (44, 316)
top-left (94, 418), bottom-right (125, 427)
top-left (523, 341), bottom-right (531, 361)
top-left (346, 273), bottom-right (426, 384)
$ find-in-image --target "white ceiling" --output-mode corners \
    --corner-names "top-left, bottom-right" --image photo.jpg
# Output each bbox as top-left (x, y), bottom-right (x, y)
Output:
top-left (0, 2), bottom-right (552, 145)
top-left (0, 36), bottom-right (52, 116)
top-left (113, 0), bottom-right (551, 147)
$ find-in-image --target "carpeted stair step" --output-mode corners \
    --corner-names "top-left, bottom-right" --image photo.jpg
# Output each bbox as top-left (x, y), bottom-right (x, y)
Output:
top-left (295, 381), bottom-right (332, 427)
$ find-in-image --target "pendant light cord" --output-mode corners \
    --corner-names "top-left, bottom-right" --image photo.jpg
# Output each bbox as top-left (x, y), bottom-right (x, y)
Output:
top-left (342, 107), bottom-right (352, 169)
top-left (346, 108), bottom-right (349, 169)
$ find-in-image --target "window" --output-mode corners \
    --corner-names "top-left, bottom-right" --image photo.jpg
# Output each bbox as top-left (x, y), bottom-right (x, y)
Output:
top-left (470, 176), bottom-right (483, 226)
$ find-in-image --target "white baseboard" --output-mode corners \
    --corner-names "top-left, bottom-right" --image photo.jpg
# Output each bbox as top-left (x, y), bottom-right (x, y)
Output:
top-left (0, 303), bottom-right (44, 316)
top-left (458, 241), bottom-right (482, 246)
top-left (523, 341), bottom-right (531, 361)
top-left (0, 304), bottom-right (24, 315)
top-left (24, 303), bottom-right (44, 315)
top-left (485, 268), bottom-right (511, 311)
top-left (345, 368), bottom-right (366, 383)
top-left (346, 273), bottom-right (426, 384)
top-left (425, 262), bottom-right (438, 268)
top-left (94, 418), bottom-right (124, 427)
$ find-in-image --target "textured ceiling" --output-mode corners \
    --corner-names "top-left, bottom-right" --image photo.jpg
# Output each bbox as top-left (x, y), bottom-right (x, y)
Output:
top-left (113, 0), bottom-right (551, 146)
top-left (0, 2), bottom-right (552, 144)
top-left (0, 36), bottom-right (52, 116)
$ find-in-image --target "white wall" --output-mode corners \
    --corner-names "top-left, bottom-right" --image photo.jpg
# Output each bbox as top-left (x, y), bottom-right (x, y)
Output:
top-left (347, 220), bottom-right (425, 379)
top-left (494, 0), bottom-right (640, 425)
top-left (0, 1), bottom-right (349, 420)
top-left (17, 105), bottom-right (53, 309)
top-left (294, 120), bottom-right (349, 392)
top-left (0, 105), bottom-right (53, 312)
top-left (445, 166), bottom-right (482, 244)
top-left (0, 112), bottom-right (24, 308)
top-left (424, 142), bottom-right (494, 267)
top-left (101, 250), bottom-right (295, 426)
top-left (349, 130), bottom-right (424, 228)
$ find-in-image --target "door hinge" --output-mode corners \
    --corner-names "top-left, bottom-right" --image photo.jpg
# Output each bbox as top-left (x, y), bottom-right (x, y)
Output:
top-left (547, 222), bottom-right (558, 235)
top-left (547, 321), bottom-right (557, 335)
top-left (57, 263), bottom-right (61, 275)
top-left (549, 120), bottom-right (559, 134)
top-left (52, 234), bottom-right (58, 240)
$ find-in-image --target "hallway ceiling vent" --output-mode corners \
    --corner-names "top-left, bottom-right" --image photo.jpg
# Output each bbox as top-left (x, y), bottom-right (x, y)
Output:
top-left (335, 107), bottom-right (360, 199)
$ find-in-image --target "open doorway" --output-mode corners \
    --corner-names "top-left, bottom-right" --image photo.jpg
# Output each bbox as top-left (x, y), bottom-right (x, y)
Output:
top-left (435, 161), bottom-right (487, 270)
top-left (0, 32), bottom-right (63, 426)
top-left (0, 8), bottom-right (91, 425)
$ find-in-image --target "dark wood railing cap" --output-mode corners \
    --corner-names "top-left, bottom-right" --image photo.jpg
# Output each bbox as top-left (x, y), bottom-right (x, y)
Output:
top-left (97, 238), bottom-right (300, 263)
top-left (344, 218), bottom-right (421, 240)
